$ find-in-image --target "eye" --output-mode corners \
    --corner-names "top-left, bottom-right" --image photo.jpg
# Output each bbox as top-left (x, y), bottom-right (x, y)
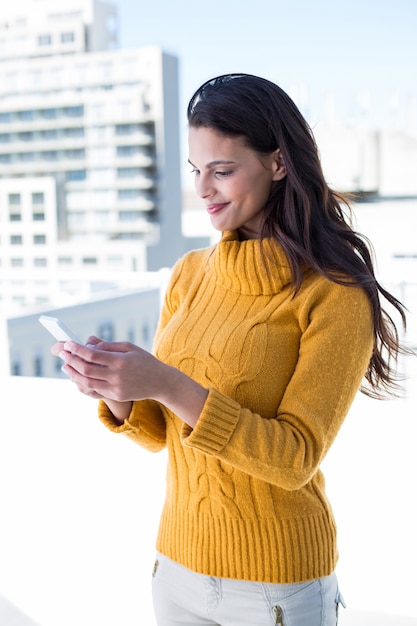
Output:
top-left (216, 170), bottom-right (234, 177)
top-left (190, 167), bottom-right (199, 175)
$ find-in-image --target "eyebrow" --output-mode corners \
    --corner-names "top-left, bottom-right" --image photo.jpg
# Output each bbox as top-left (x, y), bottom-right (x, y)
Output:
top-left (188, 158), bottom-right (237, 168)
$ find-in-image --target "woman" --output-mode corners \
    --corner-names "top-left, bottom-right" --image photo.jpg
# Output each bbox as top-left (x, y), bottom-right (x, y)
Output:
top-left (53, 74), bottom-right (407, 625)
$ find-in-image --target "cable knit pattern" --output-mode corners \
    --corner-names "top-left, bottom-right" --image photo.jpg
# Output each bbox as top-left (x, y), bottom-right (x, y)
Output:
top-left (98, 230), bottom-right (374, 583)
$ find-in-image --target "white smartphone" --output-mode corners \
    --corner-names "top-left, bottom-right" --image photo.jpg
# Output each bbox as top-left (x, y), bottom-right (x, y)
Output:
top-left (39, 315), bottom-right (81, 343)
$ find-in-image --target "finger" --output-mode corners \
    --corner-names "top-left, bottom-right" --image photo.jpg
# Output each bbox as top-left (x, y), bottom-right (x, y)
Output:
top-left (62, 342), bottom-right (111, 366)
top-left (74, 384), bottom-right (103, 400)
top-left (60, 353), bottom-right (109, 380)
top-left (51, 341), bottom-right (66, 356)
top-left (61, 362), bottom-right (108, 392)
top-left (63, 366), bottom-right (120, 401)
top-left (88, 340), bottom-right (133, 353)
top-left (85, 335), bottom-right (102, 346)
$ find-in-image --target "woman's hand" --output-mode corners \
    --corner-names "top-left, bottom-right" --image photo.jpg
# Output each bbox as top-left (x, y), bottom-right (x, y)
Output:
top-left (55, 338), bottom-right (163, 402)
top-left (51, 337), bottom-right (208, 428)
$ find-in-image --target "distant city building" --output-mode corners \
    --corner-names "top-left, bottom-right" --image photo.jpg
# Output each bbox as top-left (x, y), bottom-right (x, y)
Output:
top-left (0, 0), bottom-right (195, 313)
top-left (314, 125), bottom-right (417, 197)
top-left (0, 0), bottom-right (118, 60)
top-left (4, 283), bottom-right (165, 378)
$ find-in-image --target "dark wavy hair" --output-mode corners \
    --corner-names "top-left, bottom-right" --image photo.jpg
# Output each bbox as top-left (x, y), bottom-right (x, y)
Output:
top-left (187, 73), bottom-right (409, 398)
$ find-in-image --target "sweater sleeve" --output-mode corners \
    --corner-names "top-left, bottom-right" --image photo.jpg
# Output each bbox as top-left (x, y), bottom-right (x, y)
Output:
top-left (181, 280), bottom-right (374, 490)
top-left (98, 399), bottom-right (167, 452)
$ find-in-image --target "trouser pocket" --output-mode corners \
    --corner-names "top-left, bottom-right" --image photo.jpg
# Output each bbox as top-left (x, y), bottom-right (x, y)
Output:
top-left (335, 589), bottom-right (346, 624)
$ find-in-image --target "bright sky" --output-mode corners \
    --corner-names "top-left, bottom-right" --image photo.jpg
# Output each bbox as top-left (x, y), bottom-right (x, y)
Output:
top-left (114, 0), bottom-right (417, 130)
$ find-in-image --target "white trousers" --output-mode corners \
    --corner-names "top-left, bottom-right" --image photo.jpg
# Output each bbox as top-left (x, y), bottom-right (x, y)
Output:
top-left (152, 552), bottom-right (346, 626)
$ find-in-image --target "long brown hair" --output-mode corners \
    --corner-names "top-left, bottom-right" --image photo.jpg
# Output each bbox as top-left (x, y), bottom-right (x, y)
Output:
top-left (188, 73), bottom-right (409, 398)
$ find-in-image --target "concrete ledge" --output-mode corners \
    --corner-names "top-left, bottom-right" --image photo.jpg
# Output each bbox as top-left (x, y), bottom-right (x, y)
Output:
top-left (0, 595), bottom-right (40, 626)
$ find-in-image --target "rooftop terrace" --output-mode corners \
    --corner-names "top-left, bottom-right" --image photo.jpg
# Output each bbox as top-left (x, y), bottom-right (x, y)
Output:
top-left (0, 373), bottom-right (416, 625)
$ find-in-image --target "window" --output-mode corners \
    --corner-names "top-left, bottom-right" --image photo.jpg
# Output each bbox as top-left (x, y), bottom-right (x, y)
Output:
top-left (142, 322), bottom-right (150, 344)
top-left (67, 169), bottom-right (86, 181)
top-left (118, 189), bottom-right (141, 200)
top-left (41, 108), bottom-right (58, 119)
top-left (38, 34), bottom-right (52, 46)
top-left (19, 153), bottom-right (36, 162)
top-left (117, 167), bottom-right (140, 178)
top-left (41, 129), bottom-right (58, 140)
top-left (0, 133), bottom-right (11, 143)
top-left (0, 112), bottom-right (12, 123)
top-left (33, 212), bottom-right (45, 221)
top-left (127, 326), bottom-right (135, 343)
top-left (34, 258), bottom-right (47, 267)
top-left (64, 127), bottom-right (84, 138)
top-left (119, 210), bottom-right (141, 221)
top-left (34, 234), bottom-right (46, 245)
top-left (18, 110), bottom-right (35, 121)
top-left (64, 105), bottom-right (84, 118)
top-left (18, 132), bottom-right (34, 142)
top-left (32, 192), bottom-right (45, 205)
top-left (10, 235), bottom-right (23, 245)
top-left (11, 258), bottom-right (24, 267)
top-left (58, 256), bottom-right (72, 265)
top-left (82, 257), bottom-right (97, 265)
top-left (115, 124), bottom-right (140, 136)
top-left (9, 213), bottom-right (21, 222)
top-left (42, 151), bottom-right (59, 161)
top-left (97, 322), bottom-right (114, 341)
top-left (12, 361), bottom-right (22, 376)
top-left (61, 31), bottom-right (75, 43)
top-left (107, 255), bottom-right (124, 268)
top-left (65, 149), bottom-right (85, 160)
top-left (0, 154), bottom-right (12, 163)
top-left (34, 355), bottom-right (43, 377)
top-left (117, 145), bottom-right (140, 157)
top-left (9, 193), bottom-right (21, 206)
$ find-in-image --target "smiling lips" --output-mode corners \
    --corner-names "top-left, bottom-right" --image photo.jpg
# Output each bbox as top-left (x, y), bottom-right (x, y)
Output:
top-left (207, 203), bottom-right (229, 214)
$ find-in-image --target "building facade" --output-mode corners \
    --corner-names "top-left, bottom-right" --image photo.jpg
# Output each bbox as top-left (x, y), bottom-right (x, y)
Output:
top-left (0, 0), bottom-right (187, 313)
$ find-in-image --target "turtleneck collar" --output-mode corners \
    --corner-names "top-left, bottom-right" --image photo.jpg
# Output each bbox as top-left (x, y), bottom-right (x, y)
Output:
top-left (208, 230), bottom-right (294, 296)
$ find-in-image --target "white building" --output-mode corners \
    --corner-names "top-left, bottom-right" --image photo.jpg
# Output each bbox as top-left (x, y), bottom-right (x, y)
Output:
top-left (0, 0), bottom-right (192, 313)
top-left (0, 0), bottom-right (118, 60)
top-left (314, 124), bottom-right (417, 196)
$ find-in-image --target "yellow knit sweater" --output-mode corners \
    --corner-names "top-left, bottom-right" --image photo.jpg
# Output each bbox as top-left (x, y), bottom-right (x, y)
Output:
top-left (98, 230), bottom-right (374, 583)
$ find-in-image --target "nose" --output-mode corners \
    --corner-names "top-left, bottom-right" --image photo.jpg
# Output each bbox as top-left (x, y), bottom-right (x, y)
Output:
top-left (195, 173), bottom-right (215, 199)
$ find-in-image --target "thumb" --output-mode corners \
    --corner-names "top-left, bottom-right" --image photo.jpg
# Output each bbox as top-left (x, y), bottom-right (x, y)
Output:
top-left (85, 335), bottom-right (102, 347)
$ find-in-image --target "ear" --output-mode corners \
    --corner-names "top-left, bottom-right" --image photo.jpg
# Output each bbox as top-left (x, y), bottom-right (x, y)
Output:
top-left (271, 149), bottom-right (287, 181)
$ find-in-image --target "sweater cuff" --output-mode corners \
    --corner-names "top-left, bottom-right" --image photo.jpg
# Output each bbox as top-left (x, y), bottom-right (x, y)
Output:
top-left (98, 399), bottom-right (132, 433)
top-left (181, 387), bottom-right (240, 454)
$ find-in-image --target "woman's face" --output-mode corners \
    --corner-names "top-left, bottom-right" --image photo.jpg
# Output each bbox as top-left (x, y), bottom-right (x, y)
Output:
top-left (188, 126), bottom-right (286, 239)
